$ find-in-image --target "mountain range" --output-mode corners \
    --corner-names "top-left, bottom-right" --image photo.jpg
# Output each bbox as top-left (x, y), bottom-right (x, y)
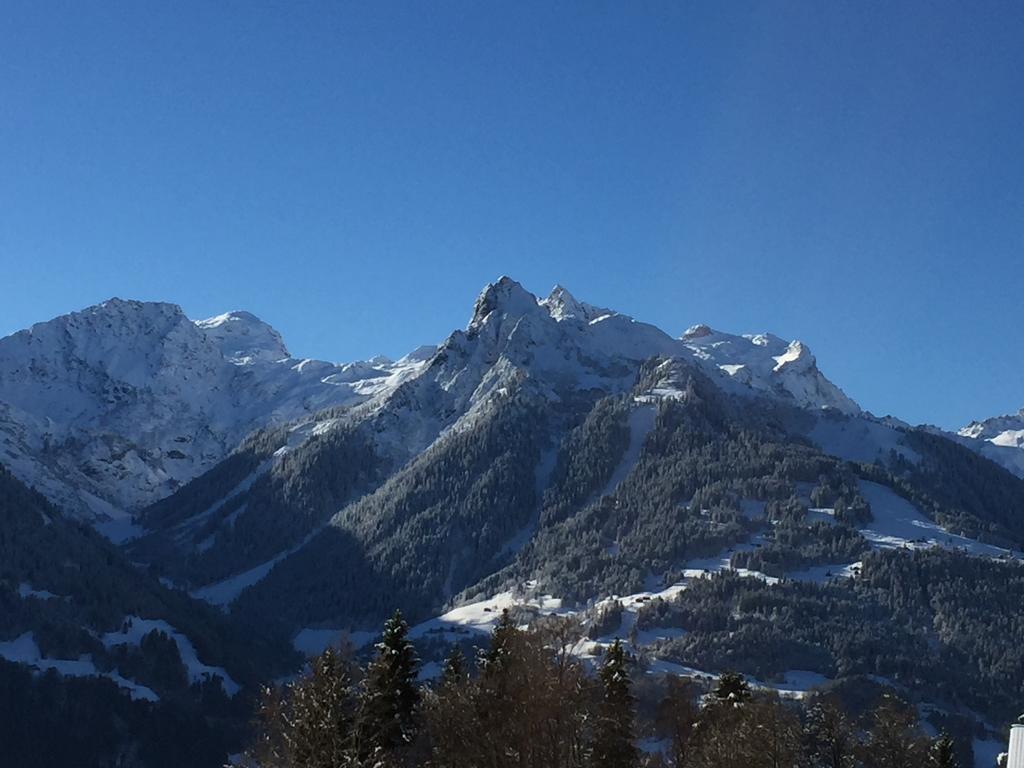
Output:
top-left (2, 277), bottom-right (1022, 767)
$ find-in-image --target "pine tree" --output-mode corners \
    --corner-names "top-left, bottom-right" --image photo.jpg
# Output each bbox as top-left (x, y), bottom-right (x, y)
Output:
top-left (929, 733), bottom-right (958, 768)
top-left (479, 608), bottom-right (519, 681)
top-left (440, 646), bottom-right (466, 689)
top-left (355, 609), bottom-right (421, 767)
top-left (710, 671), bottom-right (751, 706)
top-left (590, 640), bottom-right (638, 768)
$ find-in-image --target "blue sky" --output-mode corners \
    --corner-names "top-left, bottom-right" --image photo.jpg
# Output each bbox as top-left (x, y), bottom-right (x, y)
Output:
top-left (1, 2), bottom-right (1022, 429)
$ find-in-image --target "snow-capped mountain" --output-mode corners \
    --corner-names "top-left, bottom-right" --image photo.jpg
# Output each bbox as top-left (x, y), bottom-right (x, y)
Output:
top-left (128, 279), bottom-right (1024, 666)
top-left (0, 280), bottom-right (858, 528)
top-left (0, 298), bottom-right (427, 524)
top-left (463, 276), bottom-right (860, 414)
top-left (131, 277), bottom-right (944, 614)
top-left (6, 277), bottom-right (1024, 768)
top-left (960, 408), bottom-right (1024, 449)
top-left (955, 408), bottom-right (1024, 478)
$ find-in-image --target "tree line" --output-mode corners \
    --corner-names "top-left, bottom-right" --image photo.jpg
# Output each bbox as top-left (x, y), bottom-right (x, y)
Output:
top-left (244, 608), bottom-right (967, 768)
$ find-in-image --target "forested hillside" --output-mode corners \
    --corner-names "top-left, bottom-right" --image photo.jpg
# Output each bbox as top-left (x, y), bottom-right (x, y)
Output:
top-left (0, 464), bottom-right (296, 766)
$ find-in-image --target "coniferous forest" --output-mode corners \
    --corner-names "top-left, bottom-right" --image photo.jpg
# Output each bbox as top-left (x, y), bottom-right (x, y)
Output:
top-left (244, 608), bottom-right (971, 768)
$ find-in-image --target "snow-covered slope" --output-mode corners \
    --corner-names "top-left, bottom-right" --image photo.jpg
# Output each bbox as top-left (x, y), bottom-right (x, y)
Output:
top-left (961, 408), bottom-right (1024, 449)
top-left (0, 298), bottom-right (427, 522)
top-left (956, 408), bottom-right (1024, 478)
top-left (293, 277), bottom-right (861, 487)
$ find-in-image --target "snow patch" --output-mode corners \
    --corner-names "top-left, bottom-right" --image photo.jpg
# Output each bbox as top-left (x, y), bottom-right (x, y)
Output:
top-left (17, 583), bottom-right (60, 600)
top-left (101, 616), bottom-right (240, 696)
top-left (598, 405), bottom-right (656, 498)
top-left (0, 631), bottom-right (158, 702)
top-left (857, 480), bottom-right (1022, 559)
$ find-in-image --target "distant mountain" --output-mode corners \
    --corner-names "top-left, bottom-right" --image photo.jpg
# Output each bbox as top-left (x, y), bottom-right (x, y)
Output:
top-left (0, 297), bottom-right (429, 529)
top-left (961, 408), bottom-right (1024, 448)
top-left (957, 408), bottom-right (1024, 477)
top-left (127, 277), bottom-right (875, 601)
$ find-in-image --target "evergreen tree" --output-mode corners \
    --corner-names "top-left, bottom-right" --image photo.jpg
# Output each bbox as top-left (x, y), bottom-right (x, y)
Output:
top-left (929, 733), bottom-right (958, 768)
top-left (441, 646), bottom-right (466, 689)
top-left (355, 610), bottom-right (421, 766)
top-left (590, 640), bottom-right (638, 768)
top-left (710, 671), bottom-right (751, 706)
top-left (479, 608), bottom-right (519, 681)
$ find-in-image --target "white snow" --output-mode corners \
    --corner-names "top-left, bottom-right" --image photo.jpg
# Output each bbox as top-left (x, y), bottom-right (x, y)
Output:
top-left (17, 583), bottom-right (60, 600)
top-left (992, 429), bottom-right (1024, 448)
top-left (632, 656), bottom-right (830, 699)
top-left (957, 409), bottom-right (1024, 478)
top-left (410, 591), bottom-right (535, 640)
top-left (101, 616), bottom-right (240, 696)
top-left (857, 480), bottom-right (1022, 559)
top-left (0, 631), bottom-right (158, 702)
top-left (809, 415), bottom-right (920, 465)
top-left (681, 532), bottom-right (779, 585)
top-left (0, 298), bottom-right (433, 521)
top-left (785, 562), bottom-right (862, 583)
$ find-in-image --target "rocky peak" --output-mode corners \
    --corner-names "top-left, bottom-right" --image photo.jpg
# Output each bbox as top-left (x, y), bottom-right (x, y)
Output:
top-left (682, 323), bottom-right (714, 340)
top-left (468, 276), bottom-right (543, 331)
top-left (195, 311), bottom-right (290, 365)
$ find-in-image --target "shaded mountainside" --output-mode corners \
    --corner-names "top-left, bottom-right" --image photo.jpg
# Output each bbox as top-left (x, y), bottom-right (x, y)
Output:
top-left (0, 463), bottom-right (296, 767)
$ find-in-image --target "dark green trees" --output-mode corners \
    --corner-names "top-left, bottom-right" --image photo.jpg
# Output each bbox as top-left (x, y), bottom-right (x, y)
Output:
top-left (244, 611), bottom-right (973, 768)
top-left (710, 671), bottom-right (751, 705)
top-left (928, 733), bottom-right (958, 768)
top-left (591, 640), bottom-right (638, 768)
top-left (355, 609), bottom-right (421, 767)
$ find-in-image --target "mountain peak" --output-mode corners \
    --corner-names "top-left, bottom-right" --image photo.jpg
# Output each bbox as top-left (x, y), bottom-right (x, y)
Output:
top-left (682, 323), bottom-right (714, 340)
top-left (469, 276), bottom-right (541, 330)
top-left (959, 407), bottom-right (1024, 448)
top-left (541, 284), bottom-right (612, 323)
top-left (195, 311), bottom-right (289, 364)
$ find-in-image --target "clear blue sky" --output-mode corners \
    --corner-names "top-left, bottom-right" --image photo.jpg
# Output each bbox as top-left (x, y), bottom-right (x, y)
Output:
top-left (2, 2), bottom-right (1022, 429)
